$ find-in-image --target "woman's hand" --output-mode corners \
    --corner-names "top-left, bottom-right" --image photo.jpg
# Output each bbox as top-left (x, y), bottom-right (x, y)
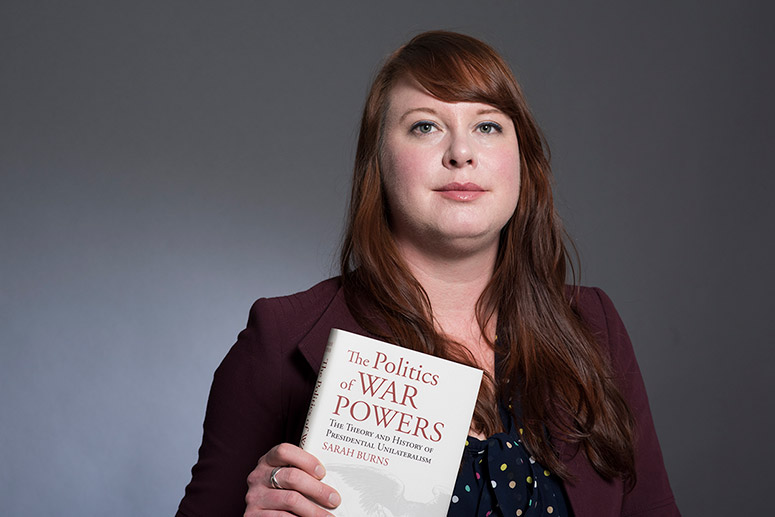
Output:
top-left (244, 443), bottom-right (341, 517)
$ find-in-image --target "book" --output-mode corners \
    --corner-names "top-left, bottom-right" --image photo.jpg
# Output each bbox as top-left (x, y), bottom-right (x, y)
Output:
top-left (299, 328), bottom-right (483, 516)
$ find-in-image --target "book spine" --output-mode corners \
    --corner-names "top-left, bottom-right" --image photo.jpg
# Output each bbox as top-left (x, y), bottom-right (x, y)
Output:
top-left (298, 337), bottom-right (335, 449)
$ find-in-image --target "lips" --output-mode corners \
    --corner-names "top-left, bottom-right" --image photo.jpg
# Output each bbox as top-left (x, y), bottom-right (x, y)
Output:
top-left (435, 182), bottom-right (485, 192)
top-left (434, 182), bottom-right (486, 201)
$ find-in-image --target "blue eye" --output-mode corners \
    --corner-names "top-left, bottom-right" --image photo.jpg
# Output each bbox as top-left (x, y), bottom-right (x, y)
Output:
top-left (411, 121), bottom-right (437, 134)
top-left (477, 122), bottom-right (502, 134)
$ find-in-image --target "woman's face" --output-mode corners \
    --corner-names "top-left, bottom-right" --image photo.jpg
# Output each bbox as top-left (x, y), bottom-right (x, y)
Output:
top-left (380, 78), bottom-right (521, 257)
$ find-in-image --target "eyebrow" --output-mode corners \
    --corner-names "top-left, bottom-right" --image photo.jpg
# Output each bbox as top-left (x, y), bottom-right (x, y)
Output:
top-left (477, 108), bottom-right (504, 116)
top-left (398, 106), bottom-right (505, 123)
top-left (398, 107), bottom-right (438, 124)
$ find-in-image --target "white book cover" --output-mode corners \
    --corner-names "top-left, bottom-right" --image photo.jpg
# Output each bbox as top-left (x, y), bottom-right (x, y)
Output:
top-left (300, 328), bottom-right (483, 516)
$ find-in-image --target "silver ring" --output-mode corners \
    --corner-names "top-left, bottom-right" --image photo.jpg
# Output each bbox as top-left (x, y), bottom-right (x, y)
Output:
top-left (269, 466), bottom-right (285, 490)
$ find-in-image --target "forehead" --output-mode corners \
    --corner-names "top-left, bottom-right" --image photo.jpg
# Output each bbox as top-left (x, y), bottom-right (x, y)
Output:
top-left (385, 77), bottom-right (504, 121)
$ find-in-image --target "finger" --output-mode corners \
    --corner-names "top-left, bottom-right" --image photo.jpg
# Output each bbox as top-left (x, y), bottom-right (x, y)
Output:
top-left (271, 466), bottom-right (341, 510)
top-left (264, 443), bottom-right (326, 480)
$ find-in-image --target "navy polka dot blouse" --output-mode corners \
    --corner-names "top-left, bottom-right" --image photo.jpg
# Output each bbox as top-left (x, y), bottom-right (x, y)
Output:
top-left (447, 410), bottom-right (570, 517)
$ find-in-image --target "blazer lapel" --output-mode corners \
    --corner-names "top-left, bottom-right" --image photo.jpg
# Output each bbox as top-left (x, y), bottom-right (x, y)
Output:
top-left (296, 285), bottom-right (365, 373)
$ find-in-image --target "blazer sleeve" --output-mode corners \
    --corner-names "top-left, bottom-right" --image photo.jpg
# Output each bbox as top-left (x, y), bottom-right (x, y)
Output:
top-left (176, 298), bottom-right (290, 517)
top-left (592, 287), bottom-right (680, 517)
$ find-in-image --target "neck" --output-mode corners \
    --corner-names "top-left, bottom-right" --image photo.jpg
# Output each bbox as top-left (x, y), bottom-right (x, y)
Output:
top-left (395, 238), bottom-right (497, 342)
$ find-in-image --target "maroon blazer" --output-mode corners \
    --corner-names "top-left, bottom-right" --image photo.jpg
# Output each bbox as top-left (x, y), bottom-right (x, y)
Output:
top-left (176, 278), bottom-right (679, 517)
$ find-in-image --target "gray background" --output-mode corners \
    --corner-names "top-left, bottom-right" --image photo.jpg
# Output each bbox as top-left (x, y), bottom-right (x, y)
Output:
top-left (1, 1), bottom-right (773, 515)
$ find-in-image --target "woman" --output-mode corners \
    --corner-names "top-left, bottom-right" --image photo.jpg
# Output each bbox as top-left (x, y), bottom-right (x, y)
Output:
top-left (177, 31), bottom-right (679, 517)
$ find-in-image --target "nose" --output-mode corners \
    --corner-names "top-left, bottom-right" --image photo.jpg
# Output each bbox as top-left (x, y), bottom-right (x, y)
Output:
top-left (442, 132), bottom-right (475, 169)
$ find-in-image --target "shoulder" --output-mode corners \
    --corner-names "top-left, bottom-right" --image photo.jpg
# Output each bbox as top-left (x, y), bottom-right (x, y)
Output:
top-left (251, 276), bottom-right (343, 319)
top-left (568, 286), bottom-right (634, 369)
top-left (244, 276), bottom-right (344, 346)
top-left (236, 275), bottom-right (362, 376)
top-left (568, 285), bottom-right (616, 337)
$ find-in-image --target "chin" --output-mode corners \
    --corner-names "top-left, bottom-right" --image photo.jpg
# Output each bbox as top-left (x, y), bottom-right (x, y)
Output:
top-left (427, 229), bottom-right (500, 255)
top-left (435, 221), bottom-right (501, 241)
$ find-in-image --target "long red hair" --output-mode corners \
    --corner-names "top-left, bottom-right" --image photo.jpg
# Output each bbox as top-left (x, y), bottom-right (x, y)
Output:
top-left (340, 30), bottom-right (635, 481)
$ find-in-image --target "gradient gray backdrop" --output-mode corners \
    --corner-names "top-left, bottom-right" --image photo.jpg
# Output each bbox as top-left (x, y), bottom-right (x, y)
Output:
top-left (2, 1), bottom-right (773, 515)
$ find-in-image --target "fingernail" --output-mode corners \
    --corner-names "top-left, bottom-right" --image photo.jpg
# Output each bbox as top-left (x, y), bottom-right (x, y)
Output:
top-left (329, 491), bottom-right (341, 507)
top-left (314, 464), bottom-right (326, 478)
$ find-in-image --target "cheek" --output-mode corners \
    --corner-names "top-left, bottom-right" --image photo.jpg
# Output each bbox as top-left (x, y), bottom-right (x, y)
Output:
top-left (379, 152), bottom-right (401, 204)
top-left (379, 154), bottom-right (411, 220)
top-left (381, 146), bottom-right (430, 199)
top-left (494, 150), bottom-right (522, 215)
top-left (489, 147), bottom-right (521, 182)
